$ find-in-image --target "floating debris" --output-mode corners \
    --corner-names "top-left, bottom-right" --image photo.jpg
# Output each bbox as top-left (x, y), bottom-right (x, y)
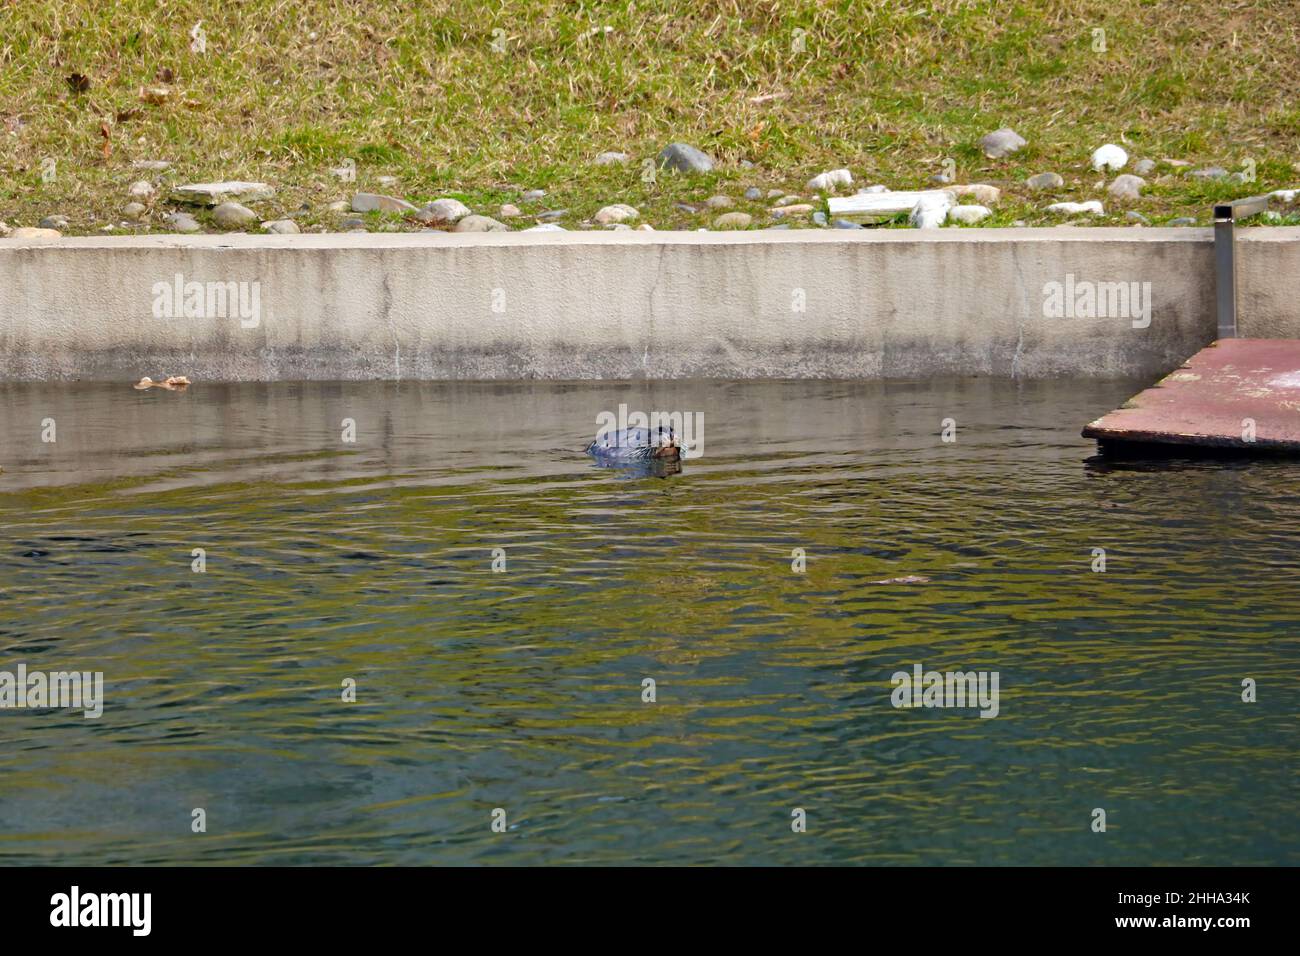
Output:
top-left (134, 375), bottom-right (191, 390)
top-left (869, 575), bottom-right (931, 585)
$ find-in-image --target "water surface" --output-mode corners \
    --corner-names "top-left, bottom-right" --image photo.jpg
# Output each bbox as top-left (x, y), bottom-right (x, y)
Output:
top-left (0, 379), bottom-right (1296, 865)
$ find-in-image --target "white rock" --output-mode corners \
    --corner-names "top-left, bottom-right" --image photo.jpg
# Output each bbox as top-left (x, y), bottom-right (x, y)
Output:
top-left (594, 203), bottom-right (639, 224)
top-left (173, 181), bottom-right (275, 204)
top-left (636, 223), bottom-right (655, 231)
top-left (948, 204), bottom-right (991, 224)
top-left (1107, 174), bottom-right (1145, 200)
top-left (128, 180), bottom-right (156, 200)
top-left (807, 168), bottom-right (853, 193)
top-left (9, 227), bottom-right (62, 240)
top-left (947, 183), bottom-right (1001, 204)
top-left (1270, 189), bottom-right (1298, 203)
top-left (1091, 144), bottom-right (1128, 172)
top-left (524, 223), bottom-right (566, 231)
top-left (979, 127), bottom-right (1026, 159)
top-left (419, 198), bottom-right (471, 223)
top-left (499, 203), bottom-right (521, 218)
top-left (593, 151), bottom-right (630, 165)
top-left (1046, 200), bottom-right (1105, 215)
top-left (909, 192), bottom-right (952, 228)
top-left (262, 219), bottom-right (300, 234)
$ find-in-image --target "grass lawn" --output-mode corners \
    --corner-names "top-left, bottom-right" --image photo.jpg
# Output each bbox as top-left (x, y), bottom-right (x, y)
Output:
top-left (1, 0), bottom-right (1298, 234)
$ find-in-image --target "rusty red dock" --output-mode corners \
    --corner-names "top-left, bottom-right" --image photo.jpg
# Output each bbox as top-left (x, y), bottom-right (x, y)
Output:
top-left (1084, 338), bottom-right (1300, 453)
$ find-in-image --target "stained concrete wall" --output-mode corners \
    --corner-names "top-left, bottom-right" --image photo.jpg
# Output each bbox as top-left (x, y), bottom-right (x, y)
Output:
top-left (0, 228), bottom-right (1296, 380)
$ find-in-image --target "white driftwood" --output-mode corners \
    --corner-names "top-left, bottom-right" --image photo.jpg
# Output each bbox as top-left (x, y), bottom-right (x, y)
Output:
top-left (827, 190), bottom-right (953, 220)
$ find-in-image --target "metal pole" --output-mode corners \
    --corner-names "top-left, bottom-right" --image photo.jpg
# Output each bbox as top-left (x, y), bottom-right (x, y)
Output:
top-left (1213, 195), bottom-right (1270, 340)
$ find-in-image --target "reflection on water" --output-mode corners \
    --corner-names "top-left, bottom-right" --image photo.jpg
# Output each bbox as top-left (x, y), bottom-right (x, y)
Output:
top-left (0, 380), bottom-right (1296, 865)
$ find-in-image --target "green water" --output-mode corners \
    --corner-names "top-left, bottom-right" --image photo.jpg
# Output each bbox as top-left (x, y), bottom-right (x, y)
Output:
top-left (0, 379), bottom-right (1296, 865)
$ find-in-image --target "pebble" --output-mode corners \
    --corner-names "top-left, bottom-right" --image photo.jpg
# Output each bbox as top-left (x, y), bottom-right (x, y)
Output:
top-left (636, 223), bottom-right (655, 231)
top-left (979, 127), bottom-right (1026, 159)
top-left (131, 160), bottom-right (171, 171)
top-left (833, 219), bottom-right (863, 229)
top-left (1125, 211), bottom-right (1150, 224)
top-left (1271, 189), bottom-right (1298, 203)
top-left (10, 226), bottom-right (61, 239)
top-left (770, 203), bottom-right (814, 218)
top-left (376, 175), bottom-right (399, 187)
top-left (536, 209), bottom-right (568, 220)
top-left (499, 204), bottom-right (521, 218)
top-left (930, 172), bottom-right (952, 185)
top-left (744, 187), bottom-right (762, 201)
top-left (212, 202), bottom-right (259, 228)
top-left (1164, 159), bottom-right (1191, 168)
top-left (657, 142), bottom-right (715, 173)
top-left (812, 211), bottom-right (828, 226)
top-left (807, 168), bottom-right (853, 193)
top-left (127, 181), bottom-right (156, 201)
top-left (123, 202), bottom-right (147, 221)
top-left (1134, 159), bottom-right (1156, 176)
top-left (1046, 200), bottom-right (1105, 215)
top-left (1168, 217), bottom-right (1197, 226)
top-left (164, 212), bottom-right (201, 233)
top-left (522, 189), bottom-right (546, 202)
top-left (263, 219), bottom-right (300, 234)
top-left (766, 189), bottom-right (784, 199)
top-left (454, 214), bottom-right (508, 232)
top-left (605, 223), bottom-right (632, 231)
top-left (340, 218), bottom-right (366, 230)
top-left (767, 223), bottom-right (792, 230)
top-left (1107, 174), bottom-right (1145, 200)
top-left (713, 212), bottom-right (751, 229)
top-left (593, 151), bottom-right (630, 165)
top-left (706, 195), bottom-right (734, 209)
top-left (1026, 172), bottom-right (1064, 190)
top-left (594, 203), bottom-right (639, 224)
top-left (1091, 144), bottom-right (1128, 172)
top-left (909, 193), bottom-right (951, 228)
top-left (1188, 167), bottom-right (1228, 180)
top-left (948, 183), bottom-right (1001, 204)
top-left (948, 204), bottom-right (991, 224)
top-left (38, 215), bottom-right (69, 230)
top-left (352, 192), bottom-right (419, 214)
top-left (774, 195), bottom-right (804, 207)
top-left (174, 181), bottom-right (275, 204)
top-left (418, 198), bottom-right (471, 223)
top-left (327, 200), bottom-right (351, 213)
top-left (525, 223), bottom-right (566, 232)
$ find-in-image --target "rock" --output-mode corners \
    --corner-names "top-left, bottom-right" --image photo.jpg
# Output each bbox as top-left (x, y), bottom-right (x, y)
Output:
top-left (743, 187), bottom-right (762, 201)
top-left (1134, 159), bottom-right (1156, 176)
top-left (713, 212), bottom-right (752, 229)
top-left (930, 172), bottom-right (953, 185)
top-left (807, 168), bottom-right (853, 193)
top-left (454, 214), bottom-right (508, 232)
top-left (909, 192), bottom-right (952, 228)
top-left (833, 219), bottom-right (863, 229)
top-left (770, 203), bottom-right (815, 218)
top-left (657, 143), bottom-right (715, 173)
top-left (1107, 174), bottom-right (1145, 201)
top-left (1027, 171), bottom-right (1064, 190)
top-left (767, 223), bottom-right (792, 230)
top-left (1091, 144), bottom-right (1128, 172)
top-left (522, 189), bottom-right (546, 202)
top-left (127, 180), bottom-right (156, 201)
top-left (497, 203), bottom-right (521, 218)
top-left (212, 202), bottom-right (258, 228)
top-left (673, 202), bottom-right (703, 214)
top-left (774, 195), bottom-right (804, 207)
top-left (38, 215), bottom-right (68, 230)
top-left (947, 183), bottom-right (1000, 204)
top-left (636, 223), bottom-right (655, 231)
top-left (525, 223), bottom-right (566, 232)
top-left (1271, 189), bottom-right (1298, 203)
top-left (131, 160), bottom-right (171, 171)
top-left (1125, 211), bottom-right (1150, 224)
top-left (123, 202), bottom-right (147, 221)
top-left (594, 203), bottom-right (639, 224)
top-left (417, 198), bottom-right (471, 224)
top-left (812, 211), bottom-right (828, 226)
top-left (1168, 217), bottom-right (1197, 226)
top-left (339, 217), bottom-right (365, 229)
top-left (705, 195), bottom-right (734, 209)
top-left (1188, 167), bottom-right (1227, 180)
top-left (536, 209), bottom-right (568, 220)
top-left (327, 200), bottom-right (351, 213)
top-left (1164, 159), bottom-right (1191, 168)
top-left (163, 212), bottom-right (201, 233)
top-left (263, 219), bottom-right (300, 234)
top-left (1046, 200), bottom-right (1105, 215)
top-left (376, 175), bottom-right (398, 187)
top-left (593, 151), bottom-right (630, 165)
top-left (948, 204), bottom-right (991, 224)
top-left (605, 223), bottom-right (632, 231)
top-left (862, 184), bottom-right (889, 193)
top-left (352, 192), bottom-right (420, 214)
top-left (979, 127), bottom-right (1026, 159)
top-left (766, 189), bottom-right (784, 199)
top-left (10, 227), bottom-right (61, 240)
top-left (173, 181), bottom-right (275, 205)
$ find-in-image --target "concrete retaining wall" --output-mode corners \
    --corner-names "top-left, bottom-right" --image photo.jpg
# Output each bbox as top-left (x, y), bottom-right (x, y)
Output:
top-left (1, 228), bottom-right (1297, 380)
